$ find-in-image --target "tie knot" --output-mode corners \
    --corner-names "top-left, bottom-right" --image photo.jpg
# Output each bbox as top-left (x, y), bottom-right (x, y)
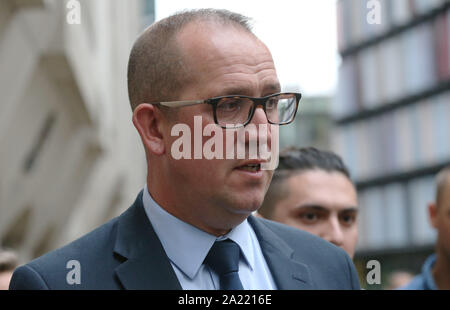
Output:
top-left (204, 239), bottom-right (241, 275)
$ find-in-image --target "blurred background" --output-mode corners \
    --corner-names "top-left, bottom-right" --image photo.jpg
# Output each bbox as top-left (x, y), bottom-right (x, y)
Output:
top-left (0, 0), bottom-right (449, 289)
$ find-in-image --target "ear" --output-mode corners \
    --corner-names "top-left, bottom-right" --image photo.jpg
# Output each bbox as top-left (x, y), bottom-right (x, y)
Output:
top-left (428, 202), bottom-right (438, 229)
top-left (132, 104), bottom-right (166, 156)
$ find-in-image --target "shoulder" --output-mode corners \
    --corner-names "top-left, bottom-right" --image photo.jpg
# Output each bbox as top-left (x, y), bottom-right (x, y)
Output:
top-left (250, 216), bottom-right (360, 289)
top-left (10, 216), bottom-right (121, 290)
top-left (29, 215), bottom-right (119, 268)
top-left (398, 275), bottom-right (426, 290)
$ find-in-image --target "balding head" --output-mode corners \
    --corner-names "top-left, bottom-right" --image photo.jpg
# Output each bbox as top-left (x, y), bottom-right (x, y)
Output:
top-left (127, 9), bottom-right (254, 111)
top-left (130, 8), bottom-right (279, 236)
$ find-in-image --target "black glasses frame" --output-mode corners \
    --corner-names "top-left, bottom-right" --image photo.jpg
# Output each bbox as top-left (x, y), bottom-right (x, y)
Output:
top-left (151, 92), bottom-right (302, 129)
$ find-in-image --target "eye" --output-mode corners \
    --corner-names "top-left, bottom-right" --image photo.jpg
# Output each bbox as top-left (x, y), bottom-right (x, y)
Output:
top-left (339, 213), bottom-right (357, 227)
top-left (266, 97), bottom-right (279, 110)
top-left (217, 98), bottom-right (241, 112)
top-left (298, 211), bottom-right (320, 224)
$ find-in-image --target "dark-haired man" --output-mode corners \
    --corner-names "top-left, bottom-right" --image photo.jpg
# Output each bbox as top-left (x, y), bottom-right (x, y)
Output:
top-left (259, 147), bottom-right (358, 258)
top-left (10, 10), bottom-right (360, 290)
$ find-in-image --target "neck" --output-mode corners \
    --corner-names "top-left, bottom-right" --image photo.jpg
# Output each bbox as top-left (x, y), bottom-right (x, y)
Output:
top-left (432, 249), bottom-right (450, 290)
top-left (146, 174), bottom-right (240, 237)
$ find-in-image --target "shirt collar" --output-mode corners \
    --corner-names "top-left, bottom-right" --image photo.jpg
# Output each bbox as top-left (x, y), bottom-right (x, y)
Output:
top-left (142, 185), bottom-right (255, 280)
top-left (422, 254), bottom-right (438, 290)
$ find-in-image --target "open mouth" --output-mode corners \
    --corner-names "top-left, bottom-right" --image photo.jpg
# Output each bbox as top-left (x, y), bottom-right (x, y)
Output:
top-left (236, 163), bottom-right (261, 172)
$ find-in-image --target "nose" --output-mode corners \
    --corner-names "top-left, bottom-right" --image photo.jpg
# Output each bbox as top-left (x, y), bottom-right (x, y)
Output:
top-left (323, 216), bottom-right (344, 248)
top-left (252, 106), bottom-right (272, 139)
top-left (250, 105), bottom-right (269, 126)
top-left (238, 106), bottom-right (273, 159)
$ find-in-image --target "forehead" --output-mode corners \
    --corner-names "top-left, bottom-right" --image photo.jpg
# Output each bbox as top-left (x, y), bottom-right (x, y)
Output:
top-left (175, 21), bottom-right (280, 97)
top-left (286, 170), bottom-right (358, 210)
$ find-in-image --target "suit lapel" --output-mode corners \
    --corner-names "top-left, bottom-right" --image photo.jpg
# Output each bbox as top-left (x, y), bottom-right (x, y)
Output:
top-left (248, 216), bottom-right (314, 290)
top-left (112, 192), bottom-right (313, 290)
top-left (113, 191), bottom-right (182, 290)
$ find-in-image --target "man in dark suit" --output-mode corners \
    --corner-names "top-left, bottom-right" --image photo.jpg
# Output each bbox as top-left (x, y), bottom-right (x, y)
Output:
top-left (10, 9), bottom-right (361, 290)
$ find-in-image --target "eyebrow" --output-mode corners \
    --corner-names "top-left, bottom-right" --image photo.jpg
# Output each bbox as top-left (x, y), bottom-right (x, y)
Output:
top-left (215, 87), bottom-right (251, 97)
top-left (339, 208), bottom-right (358, 213)
top-left (214, 84), bottom-right (282, 98)
top-left (263, 83), bottom-right (282, 95)
top-left (295, 205), bottom-right (329, 212)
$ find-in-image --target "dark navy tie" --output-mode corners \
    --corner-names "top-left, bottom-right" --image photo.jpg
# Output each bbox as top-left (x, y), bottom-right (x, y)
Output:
top-left (204, 239), bottom-right (244, 290)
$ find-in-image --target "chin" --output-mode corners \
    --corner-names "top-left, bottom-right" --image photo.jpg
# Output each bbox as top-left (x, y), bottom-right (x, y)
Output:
top-left (229, 193), bottom-right (265, 215)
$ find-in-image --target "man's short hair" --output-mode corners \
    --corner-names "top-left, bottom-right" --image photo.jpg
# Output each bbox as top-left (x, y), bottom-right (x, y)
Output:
top-left (436, 166), bottom-right (450, 207)
top-left (274, 146), bottom-right (351, 180)
top-left (259, 147), bottom-right (352, 218)
top-left (0, 250), bottom-right (18, 272)
top-left (127, 9), bottom-right (253, 111)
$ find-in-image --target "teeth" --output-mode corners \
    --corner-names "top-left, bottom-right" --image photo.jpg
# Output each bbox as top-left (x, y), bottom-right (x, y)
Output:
top-left (239, 164), bottom-right (260, 172)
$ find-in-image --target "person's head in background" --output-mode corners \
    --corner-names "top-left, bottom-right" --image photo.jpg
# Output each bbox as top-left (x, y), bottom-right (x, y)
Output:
top-left (258, 147), bottom-right (358, 257)
top-left (428, 166), bottom-right (450, 288)
top-left (0, 249), bottom-right (18, 290)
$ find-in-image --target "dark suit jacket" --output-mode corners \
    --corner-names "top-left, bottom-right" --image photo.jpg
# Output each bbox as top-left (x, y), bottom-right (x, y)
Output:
top-left (10, 191), bottom-right (361, 290)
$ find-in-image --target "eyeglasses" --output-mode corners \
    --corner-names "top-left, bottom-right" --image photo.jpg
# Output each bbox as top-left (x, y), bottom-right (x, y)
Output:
top-left (151, 92), bottom-right (302, 129)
